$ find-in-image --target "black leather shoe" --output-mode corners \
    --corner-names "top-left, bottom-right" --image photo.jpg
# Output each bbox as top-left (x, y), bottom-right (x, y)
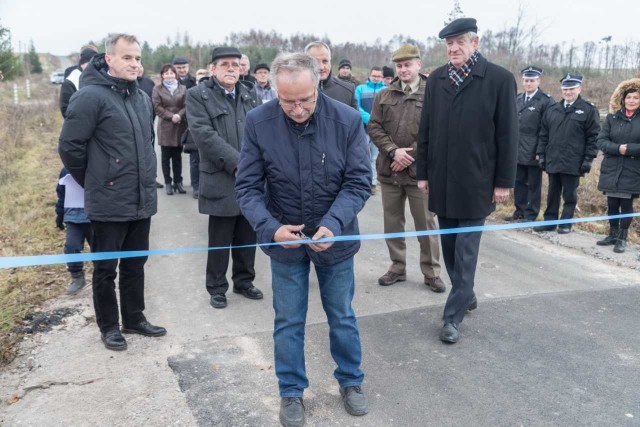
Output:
top-left (174, 182), bottom-right (187, 194)
top-left (210, 294), bottom-right (227, 308)
top-left (439, 322), bottom-right (459, 344)
top-left (166, 185), bottom-right (174, 195)
top-left (233, 285), bottom-right (264, 300)
top-left (557, 226), bottom-right (572, 234)
top-left (101, 328), bottom-right (127, 351)
top-left (467, 295), bottom-right (478, 312)
top-left (280, 397), bottom-right (304, 427)
top-left (122, 320), bottom-right (167, 337)
top-left (155, 181), bottom-right (164, 188)
top-left (533, 224), bottom-right (556, 232)
top-left (503, 213), bottom-right (524, 222)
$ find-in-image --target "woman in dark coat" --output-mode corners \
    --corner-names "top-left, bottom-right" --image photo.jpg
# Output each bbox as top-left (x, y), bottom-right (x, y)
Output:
top-left (152, 64), bottom-right (187, 195)
top-left (596, 78), bottom-right (640, 253)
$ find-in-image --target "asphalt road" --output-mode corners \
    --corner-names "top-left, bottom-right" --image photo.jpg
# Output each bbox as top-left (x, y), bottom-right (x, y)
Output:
top-left (1, 153), bottom-right (639, 426)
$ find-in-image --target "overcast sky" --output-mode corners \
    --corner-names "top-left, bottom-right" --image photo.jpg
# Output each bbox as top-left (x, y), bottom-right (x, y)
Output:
top-left (1, 0), bottom-right (636, 56)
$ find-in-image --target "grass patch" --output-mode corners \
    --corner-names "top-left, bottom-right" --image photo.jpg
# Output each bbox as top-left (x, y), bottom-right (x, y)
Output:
top-left (0, 95), bottom-right (69, 365)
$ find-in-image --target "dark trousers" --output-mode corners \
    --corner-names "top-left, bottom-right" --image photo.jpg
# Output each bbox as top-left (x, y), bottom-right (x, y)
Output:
top-left (607, 196), bottom-right (635, 229)
top-left (514, 164), bottom-right (542, 220)
top-left (438, 217), bottom-right (485, 324)
top-left (161, 146), bottom-right (182, 184)
top-left (64, 222), bottom-right (92, 274)
top-left (206, 215), bottom-right (257, 295)
top-left (543, 173), bottom-right (580, 225)
top-left (90, 218), bottom-right (150, 333)
top-left (190, 150), bottom-right (200, 191)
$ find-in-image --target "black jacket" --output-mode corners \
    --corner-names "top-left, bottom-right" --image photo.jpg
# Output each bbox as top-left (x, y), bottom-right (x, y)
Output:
top-left (516, 89), bottom-right (554, 166)
top-left (179, 74), bottom-right (197, 89)
top-left (597, 110), bottom-right (640, 194)
top-left (186, 77), bottom-right (260, 216)
top-left (417, 54), bottom-right (518, 219)
top-left (58, 53), bottom-right (157, 222)
top-left (537, 96), bottom-right (600, 176)
top-left (59, 68), bottom-right (82, 118)
top-left (137, 76), bottom-right (155, 99)
top-left (319, 71), bottom-right (358, 110)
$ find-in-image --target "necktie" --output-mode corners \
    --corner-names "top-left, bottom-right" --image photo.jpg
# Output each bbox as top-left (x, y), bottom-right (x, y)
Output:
top-left (227, 92), bottom-right (235, 101)
top-left (565, 103), bottom-right (571, 110)
top-left (404, 85), bottom-right (412, 96)
top-left (525, 96), bottom-right (530, 103)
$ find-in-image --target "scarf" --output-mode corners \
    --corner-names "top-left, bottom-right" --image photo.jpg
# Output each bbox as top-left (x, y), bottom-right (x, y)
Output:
top-left (448, 50), bottom-right (480, 91)
top-left (163, 80), bottom-right (179, 95)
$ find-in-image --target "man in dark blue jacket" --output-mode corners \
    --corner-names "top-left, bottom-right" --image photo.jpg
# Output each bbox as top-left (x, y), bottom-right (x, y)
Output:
top-left (235, 52), bottom-right (371, 427)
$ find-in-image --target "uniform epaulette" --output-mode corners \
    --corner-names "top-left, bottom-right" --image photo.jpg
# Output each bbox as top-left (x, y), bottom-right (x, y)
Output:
top-left (590, 102), bottom-right (596, 106)
top-left (545, 93), bottom-right (551, 98)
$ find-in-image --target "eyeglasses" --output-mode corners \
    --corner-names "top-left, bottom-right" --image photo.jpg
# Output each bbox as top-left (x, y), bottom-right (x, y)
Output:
top-left (279, 92), bottom-right (317, 110)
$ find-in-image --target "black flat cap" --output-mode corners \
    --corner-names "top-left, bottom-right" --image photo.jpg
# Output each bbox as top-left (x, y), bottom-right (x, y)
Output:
top-left (521, 66), bottom-right (543, 78)
top-left (439, 18), bottom-right (478, 39)
top-left (254, 63), bottom-right (269, 73)
top-left (211, 47), bottom-right (241, 63)
top-left (172, 57), bottom-right (189, 65)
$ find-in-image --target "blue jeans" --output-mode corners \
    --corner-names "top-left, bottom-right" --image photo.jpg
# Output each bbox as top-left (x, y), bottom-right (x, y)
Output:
top-left (368, 136), bottom-right (378, 186)
top-left (271, 257), bottom-right (364, 397)
top-left (64, 222), bottom-right (92, 274)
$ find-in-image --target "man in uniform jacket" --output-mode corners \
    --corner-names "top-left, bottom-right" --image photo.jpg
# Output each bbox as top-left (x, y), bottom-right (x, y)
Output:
top-left (235, 52), bottom-right (371, 426)
top-left (186, 46), bottom-right (263, 309)
top-left (305, 41), bottom-right (358, 110)
top-left (416, 18), bottom-right (518, 344)
top-left (534, 74), bottom-right (600, 234)
top-left (368, 44), bottom-right (444, 293)
top-left (58, 33), bottom-right (166, 351)
top-left (505, 66), bottom-right (554, 222)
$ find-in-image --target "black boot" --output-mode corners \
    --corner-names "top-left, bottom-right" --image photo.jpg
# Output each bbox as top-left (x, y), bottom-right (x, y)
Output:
top-left (174, 182), bottom-right (187, 194)
top-left (613, 229), bottom-right (628, 253)
top-left (597, 226), bottom-right (619, 246)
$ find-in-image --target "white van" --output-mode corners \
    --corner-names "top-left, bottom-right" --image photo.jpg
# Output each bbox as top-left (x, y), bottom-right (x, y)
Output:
top-left (50, 71), bottom-right (65, 84)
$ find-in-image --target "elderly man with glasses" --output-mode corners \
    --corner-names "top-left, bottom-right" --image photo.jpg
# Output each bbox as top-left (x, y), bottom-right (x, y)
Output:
top-left (186, 46), bottom-right (264, 309)
top-left (236, 52), bottom-right (371, 427)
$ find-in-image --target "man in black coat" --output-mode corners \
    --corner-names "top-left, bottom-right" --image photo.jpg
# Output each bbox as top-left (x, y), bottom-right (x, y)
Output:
top-left (59, 33), bottom-right (166, 351)
top-left (59, 48), bottom-right (97, 118)
top-left (504, 66), bottom-right (554, 222)
top-left (416, 18), bottom-right (518, 344)
top-left (186, 46), bottom-right (263, 310)
top-left (305, 41), bottom-right (358, 110)
top-left (534, 74), bottom-right (600, 234)
top-left (173, 57), bottom-right (197, 89)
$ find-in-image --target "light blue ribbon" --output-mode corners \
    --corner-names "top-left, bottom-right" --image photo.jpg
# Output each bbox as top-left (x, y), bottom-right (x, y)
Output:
top-left (1, 214), bottom-right (638, 269)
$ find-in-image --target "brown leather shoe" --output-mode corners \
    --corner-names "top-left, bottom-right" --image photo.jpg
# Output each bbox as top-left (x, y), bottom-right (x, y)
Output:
top-left (378, 271), bottom-right (406, 286)
top-left (424, 276), bottom-right (446, 293)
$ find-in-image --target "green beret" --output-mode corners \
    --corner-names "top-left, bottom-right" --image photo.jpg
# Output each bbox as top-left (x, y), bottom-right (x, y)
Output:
top-left (392, 44), bottom-right (420, 62)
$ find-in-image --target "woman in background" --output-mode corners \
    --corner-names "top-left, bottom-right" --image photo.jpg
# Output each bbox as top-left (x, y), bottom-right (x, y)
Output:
top-left (596, 78), bottom-right (640, 253)
top-left (152, 64), bottom-right (187, 195)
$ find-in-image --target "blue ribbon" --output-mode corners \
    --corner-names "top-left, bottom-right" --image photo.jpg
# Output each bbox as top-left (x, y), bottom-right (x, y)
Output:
top-left (1, 214), bottom-right (638, 269)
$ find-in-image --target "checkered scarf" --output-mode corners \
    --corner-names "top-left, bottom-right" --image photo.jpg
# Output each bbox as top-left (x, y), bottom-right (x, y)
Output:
top-left (448, 50), bottom-right (480, 90)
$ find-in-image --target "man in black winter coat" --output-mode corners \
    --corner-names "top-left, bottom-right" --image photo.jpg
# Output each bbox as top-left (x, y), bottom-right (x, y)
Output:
top-left (136, 64), bottom-right (155, 99)
top-left (59, 33), bottom-right (166, 352)
top-left (416, 18), bottom-right (518, 344)
top-left (534, 74), bottom-right (600, 234)
top-left (305, 41), bottom-right (358, 110)
top-left (59, 48), bottom-right (97, 118)
top-left (504, 66), bottom-right (554, 222)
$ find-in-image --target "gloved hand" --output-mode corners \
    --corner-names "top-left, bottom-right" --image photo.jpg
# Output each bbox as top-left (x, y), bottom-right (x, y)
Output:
top-left (56, 214), bottom-right (65, 230)
top-left (538, 155), bottom-right (546, 171)
top-left (579, 159), bottom-right (592, 175)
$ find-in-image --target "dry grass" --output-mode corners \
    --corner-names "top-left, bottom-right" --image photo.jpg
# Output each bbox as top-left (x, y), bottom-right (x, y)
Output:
top-left (0, 77), bottom-right (68, 365)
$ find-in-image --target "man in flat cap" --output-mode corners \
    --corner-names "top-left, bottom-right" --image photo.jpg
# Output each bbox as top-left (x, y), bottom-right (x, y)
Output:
top-left (504, 66), bottom-right (554, 222)
top-left (173, 57), bottom-right (196, 89)
top-left (417, 18), bottom-right (518, 344)
top-left (533, 74), bottom-right (600, 233)
top-left (253, 63), bottom-right (277, 102)
top-left (369, 44), bottom-right (444, 293)
top-left (338, 59), bottom-right (359, 86)
top-left (186, 46), bottom-right (263, 309)
top-left (305, 41), bottom-right (358, 110)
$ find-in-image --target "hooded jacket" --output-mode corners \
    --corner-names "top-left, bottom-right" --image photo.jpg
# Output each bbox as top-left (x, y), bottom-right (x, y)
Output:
top-left (355, 78), bottom-right (387, 125)
top-left (58, 53), bottom-right (157, 222)
top-left (597, 78), bottom-right (640, 195)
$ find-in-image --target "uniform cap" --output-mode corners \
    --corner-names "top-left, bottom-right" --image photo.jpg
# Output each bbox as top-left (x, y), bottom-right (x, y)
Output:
top-left (521, 66), bottom-right (543, 78)
top-left (391, 45), bottom-right (420, 62)
top-left (560, 73), bottom-right (583, 89)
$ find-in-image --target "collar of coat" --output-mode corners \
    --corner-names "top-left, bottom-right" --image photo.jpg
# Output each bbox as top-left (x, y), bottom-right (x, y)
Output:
top-left (389, 73), bottom-right (427, 96)
top-left (438, 53), bottom-right (488, 82)
top-left (204, 77), bottom-right (253, 101)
